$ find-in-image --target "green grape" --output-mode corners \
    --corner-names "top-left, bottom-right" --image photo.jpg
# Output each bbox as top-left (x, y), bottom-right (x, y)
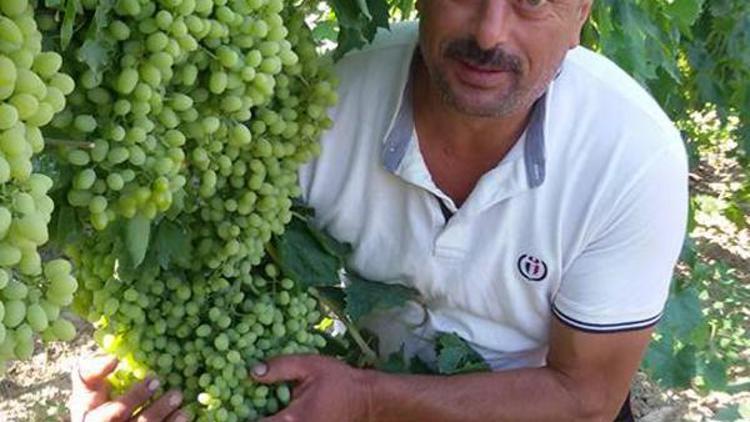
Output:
top-left (0, 206), bottom-right (11, 238)
top-left (115, 68), bottom-right (139, 94)
top-left (51, 318), bottom-right (76, 341)
top-left (32, 52), bottom-right (62, 79)
top-left (0, 243), bottom-right (22, 266)
top-left (3, 300), bottom-right (25, 328)
top-left (0, 16), bottom-right (23, 52)
top-left (26, 304), bottom-right (48, 332)
top-left (73, 114), bottom-right (97, 132)
top-left (0, 0), bottom-right (28, 18)
top-left (67, 149), bottom-right (91, 166)
top-left (14, 324), bottom-right (34, 359)
top-left (0, 102), bottom-right (18, 129)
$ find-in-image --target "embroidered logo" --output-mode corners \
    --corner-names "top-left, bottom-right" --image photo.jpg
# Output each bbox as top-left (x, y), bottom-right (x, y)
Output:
top-left (517, 254), bottom-right (548, 282)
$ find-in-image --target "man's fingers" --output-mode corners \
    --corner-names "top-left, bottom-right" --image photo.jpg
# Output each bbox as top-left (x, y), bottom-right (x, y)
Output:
top-left (165, 410), bottom-right (190, 422)
top-left (70, 354), bottom-right (119, 422)
top-left (76, 354), bottom-right (119, 390)
top-left (133, 390), bottom-right (183, 422)
top-left (260, 408), bottom-right (302, 422)
top-left (251, 355), bottom-right (318, 384)
top-left (84, 377), bottom-right (160, 422)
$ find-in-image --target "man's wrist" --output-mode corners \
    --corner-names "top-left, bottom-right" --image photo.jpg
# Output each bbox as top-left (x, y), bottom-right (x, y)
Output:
top-left (357, 367), bottom-right (383, 422)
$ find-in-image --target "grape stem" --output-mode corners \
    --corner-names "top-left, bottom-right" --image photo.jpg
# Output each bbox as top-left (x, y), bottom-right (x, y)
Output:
top-left (307, 288), bottom-right (379, 367)
top-left (46, 138), bottom-right (96, 149)
top-left (265, 243), bottom-right (379, 366)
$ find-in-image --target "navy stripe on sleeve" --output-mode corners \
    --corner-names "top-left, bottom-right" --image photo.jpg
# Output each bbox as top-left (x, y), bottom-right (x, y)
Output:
top-left (552, 304), bottom-right (663, 334)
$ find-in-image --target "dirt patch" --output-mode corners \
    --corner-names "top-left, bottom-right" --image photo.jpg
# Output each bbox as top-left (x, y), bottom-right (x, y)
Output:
top-left (0, 318), bottom-right (95, 422)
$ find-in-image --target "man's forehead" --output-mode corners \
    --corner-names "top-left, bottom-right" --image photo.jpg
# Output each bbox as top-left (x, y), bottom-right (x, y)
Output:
top-left (420, 0), bottom-right (588, 15)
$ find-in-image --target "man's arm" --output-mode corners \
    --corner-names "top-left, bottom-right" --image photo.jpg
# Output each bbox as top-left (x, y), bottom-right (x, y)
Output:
top-left (365, 318), bottom-right (651, 421)
top-left (252, 317), bottom-right (654, 422)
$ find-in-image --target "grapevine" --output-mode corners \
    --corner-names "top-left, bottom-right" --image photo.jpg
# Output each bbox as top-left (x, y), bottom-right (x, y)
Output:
top-left (0, 0), bottom-right (78, 376)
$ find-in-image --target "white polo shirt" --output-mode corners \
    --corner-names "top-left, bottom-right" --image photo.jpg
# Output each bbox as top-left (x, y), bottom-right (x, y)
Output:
top-left (299, 22), bottom-right (689, 370)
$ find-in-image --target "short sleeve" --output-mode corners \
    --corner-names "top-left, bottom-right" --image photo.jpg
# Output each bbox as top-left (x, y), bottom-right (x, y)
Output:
top-left (553, 142), bottom-right (689, 333)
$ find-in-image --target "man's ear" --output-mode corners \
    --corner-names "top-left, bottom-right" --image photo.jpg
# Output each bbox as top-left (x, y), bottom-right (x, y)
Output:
top-left (571, 0), bottom-right (594, 48)
top-left (580, 0), bottom-right (594, 22)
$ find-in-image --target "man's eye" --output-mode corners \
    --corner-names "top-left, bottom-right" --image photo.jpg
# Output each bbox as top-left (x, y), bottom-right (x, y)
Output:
top-left (523, 0), bottom-right (547, 8)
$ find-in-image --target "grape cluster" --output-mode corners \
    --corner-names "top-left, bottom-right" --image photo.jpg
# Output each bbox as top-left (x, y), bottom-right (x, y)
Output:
top-left (0, 0), bottom-right (77, 375)
top-left (71, 232), bottom-right (326, 421)
top-left (54, 0), bottom-right (339, 420)
top-left (53, 0), bottom-right (335, 245)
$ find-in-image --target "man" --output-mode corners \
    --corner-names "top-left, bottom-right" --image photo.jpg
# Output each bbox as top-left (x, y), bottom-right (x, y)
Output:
top-left (72, 0), bottom-right (688, 420)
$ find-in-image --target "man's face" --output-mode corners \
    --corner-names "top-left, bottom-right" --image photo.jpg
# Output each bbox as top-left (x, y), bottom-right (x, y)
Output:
top-left (417, 0), bottom-right (592, 117)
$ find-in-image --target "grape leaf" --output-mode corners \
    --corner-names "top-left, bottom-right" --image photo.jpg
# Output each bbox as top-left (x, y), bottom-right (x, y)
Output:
top-left (124, 215), bottom-right (151, 268)
top-left (77, 38), bottom-right (113, 77)
top-left (667, 0), bottom-right (705, 31)
top-left (714, 404), bottom-right (744, 422)
top-left (658, 287), bottom-right (703, 339)
top-left (328, 0), bottom-right (390, 58)
top-left (51, 205), bottom-right (80, 247)
top-left (307, 226), bottom-right (352, 266)
top-left (378, 346), bottom-right (433, 374)
top-left (312, 20), bottom-right (338, 44)
top-left (60, 0), bottom-right (80, 49)
top-left (274, 218), bottom-right (341, 288)
top-left (344, 272), bottom-right (418, 323)
top-left (644, 337), bottom-right (698, 388)
top-left (698, 356), bottom-right (729, 391)
top-left (77, 0), bottom-right (115, 77)
top-left (154, 221), bottom-right (192, 270)
top-left (435, 333), bottom-right (490, 375)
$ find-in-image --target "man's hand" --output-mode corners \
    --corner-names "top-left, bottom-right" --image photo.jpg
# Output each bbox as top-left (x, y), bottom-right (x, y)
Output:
top-left (251, 355), bottom-right (372, 422)
top-left (70, 353), bottom-right (188, 422)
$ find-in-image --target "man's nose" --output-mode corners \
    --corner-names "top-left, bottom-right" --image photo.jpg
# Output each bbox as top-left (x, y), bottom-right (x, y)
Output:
top-left (474, 0), bottom-right (514, 50)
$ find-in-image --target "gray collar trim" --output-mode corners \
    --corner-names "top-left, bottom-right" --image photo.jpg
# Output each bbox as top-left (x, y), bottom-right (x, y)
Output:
top-left (382, 78), bottom-right (415, 173)
top-left (382, 74), bottom-right (548, 190)
top-left (525, 95), bottom-right (547, 189)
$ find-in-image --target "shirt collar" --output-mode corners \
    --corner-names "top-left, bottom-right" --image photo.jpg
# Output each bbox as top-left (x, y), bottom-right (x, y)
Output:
top-left (381, 53), bottom-right (550, 190)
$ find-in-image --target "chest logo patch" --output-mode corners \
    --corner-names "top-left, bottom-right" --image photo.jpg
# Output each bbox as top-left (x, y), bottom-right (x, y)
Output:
top-left (518, 254), bottom-right (548, 282)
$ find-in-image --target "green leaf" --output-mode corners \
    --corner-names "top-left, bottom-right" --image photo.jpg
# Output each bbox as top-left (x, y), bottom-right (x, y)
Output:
top-left (644, 337), bottom-right (698, 388)
top-left (274, 218), bottom-right (342, 288)
top-left (658, 287), bottom-right (704, 339)
top-left (124, 215), bottom-right (151, 268)
top-left (76, 0), bottom-right (115, 77)
top-left (698, 356), bottom-right (728, 391)
top-left (77, 37), bottom-right (114, 77)
top-left (435, 333), bottom-right (490, 375)
top-left (666, 0), bottom-right (705, 30)
top-left (307, 225), bottom-right (352, 265)
top-left (154, 221), bottom-right (192, 270)
top-left (315, 286), bottom-right (347, 317)
top-left (378, 347), bottom-right (434, 375)
top-left (329, 0), bottom-right (390, 58)
top-left (344, 272), bottom-right (419, 322)
top-left (378, 347), bottom-right (412, 374)
top-left (61, 0), bottom-right (80, 50)
top-left (714, 405), bottom-right (742, 421)
top-left (51, 205), bottom-right (80, 247)
top-left (312, 20), bottom-right (338, 43)
top-left (724, 203), bottom-right (748, 229)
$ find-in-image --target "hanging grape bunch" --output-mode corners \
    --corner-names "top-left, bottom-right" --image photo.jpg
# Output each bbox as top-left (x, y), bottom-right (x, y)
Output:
top-left (36, 0), bottom-right (338, 420)
top-left (0, 0), bottom-right (78, 376)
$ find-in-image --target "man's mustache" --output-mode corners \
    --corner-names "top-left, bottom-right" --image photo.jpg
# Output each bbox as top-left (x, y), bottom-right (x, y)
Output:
top-left (444, 38), bottom-right (522, 74)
